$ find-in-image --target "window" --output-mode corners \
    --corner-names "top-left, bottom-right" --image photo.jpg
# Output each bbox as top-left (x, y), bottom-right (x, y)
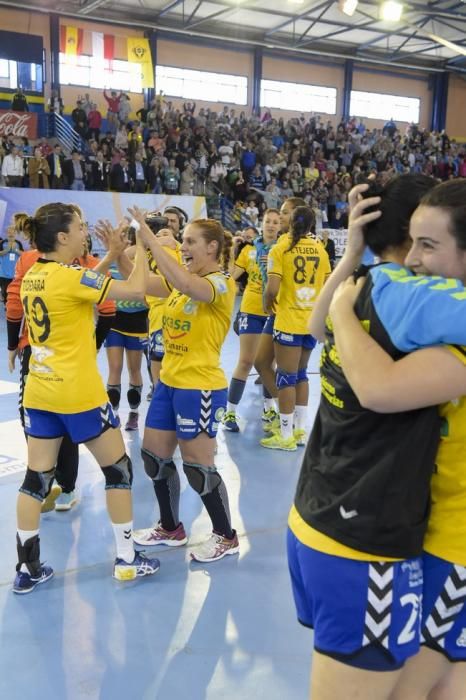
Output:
top-left (59, 54), bottom-right (142, 93)
top-left (156, 65), bottom-right (247, 105)
top-left (0, 60), bottom-right (41, 92)
top-left (260, 79), bottom-right (337, 115)
top-left (349, 90), bottom-right (420, 123)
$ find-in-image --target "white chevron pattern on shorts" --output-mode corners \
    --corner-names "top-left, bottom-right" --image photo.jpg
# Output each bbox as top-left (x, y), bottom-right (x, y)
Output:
top-left (421, 564), bottom-right (466, 649)
top-left (362, 562), bottom-right (394, 650)
top-left (199, 391), bottom-right (212, 431)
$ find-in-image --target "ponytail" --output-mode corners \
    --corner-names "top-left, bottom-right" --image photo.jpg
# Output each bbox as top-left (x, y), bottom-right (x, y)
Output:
top-left (287, 206), bottom-right (315, 252)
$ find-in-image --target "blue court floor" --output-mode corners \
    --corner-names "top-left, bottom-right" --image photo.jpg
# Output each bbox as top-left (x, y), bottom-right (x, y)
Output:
top-left (0, 305), bottom-right (321, 700)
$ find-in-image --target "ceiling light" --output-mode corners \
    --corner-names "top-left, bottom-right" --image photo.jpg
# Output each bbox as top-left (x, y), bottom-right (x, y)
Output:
top-left (380, 1), bottom-right (403, 22)
top-left (338, 0), bottom-right (358, 15)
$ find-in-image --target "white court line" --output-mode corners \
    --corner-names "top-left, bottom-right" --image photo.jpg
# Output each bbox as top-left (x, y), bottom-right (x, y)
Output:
top-left (0, 379), bottom-right (19, 396)
top-left (0, 420), bottom-right (27, 478)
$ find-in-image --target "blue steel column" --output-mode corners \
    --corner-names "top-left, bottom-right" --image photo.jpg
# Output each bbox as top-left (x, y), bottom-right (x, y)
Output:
top-left (49, 14), bottom-right (60, 94)
top-left (431, 72), bottom-right (449, 132)
top-left (145, 29), bottom-right (157, 108)
top-left (252, 47), bottom-right (262, 116)
top-left (342, 59), bottom-right (353, 122)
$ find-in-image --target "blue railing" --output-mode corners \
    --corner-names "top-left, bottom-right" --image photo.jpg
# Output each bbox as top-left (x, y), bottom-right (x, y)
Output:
top-left (37, 113), bottom-right (89, 154)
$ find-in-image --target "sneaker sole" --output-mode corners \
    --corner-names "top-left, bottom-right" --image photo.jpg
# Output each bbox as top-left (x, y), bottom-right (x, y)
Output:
top-left (41, 485), bottom-right (62, 513)
top-left (55, 498), bottom-right (78, 512)
top-left (113, 564), bottom-right (160, 581)
top-left (13, 570), bottom-right (54, 595)
top-left (260, 442), bottom-right (297, 451)
top-left (133, 536), bottom-right (188, 547)
top-left (190, 545), bottom-right (240, 563)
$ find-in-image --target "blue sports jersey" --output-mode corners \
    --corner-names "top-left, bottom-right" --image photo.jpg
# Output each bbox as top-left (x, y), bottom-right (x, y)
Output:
top-left (369, 263), bottom-right (466, 351)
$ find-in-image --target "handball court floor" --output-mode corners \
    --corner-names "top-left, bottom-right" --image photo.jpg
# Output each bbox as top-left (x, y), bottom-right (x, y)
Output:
top-left (0, 305), bottom-right (322, 700)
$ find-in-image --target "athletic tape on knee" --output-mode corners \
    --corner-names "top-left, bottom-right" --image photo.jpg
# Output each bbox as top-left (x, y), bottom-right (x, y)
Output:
top-left (141, 448), bottom-right (177, 481)
top-left (107, 384), bottom-right (121, 409)
top-left (183, 462), bottom-right (221, 497)
top-left (19, 467), bottom-right (56, 502)
top-left (297, 368), bottom-right (308, 384)
top-left (101, 454), bottom-right (133, 490)
top-left (275, 369), bottom-right (298, 389)
top-left (127, 384), bottom-right (142, 410)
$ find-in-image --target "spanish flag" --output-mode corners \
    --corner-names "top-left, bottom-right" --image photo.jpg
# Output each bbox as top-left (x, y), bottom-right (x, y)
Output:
top-left (60, 26), bottom-right (83, 56)
top-left (127, 37), bottom-right (154, 88)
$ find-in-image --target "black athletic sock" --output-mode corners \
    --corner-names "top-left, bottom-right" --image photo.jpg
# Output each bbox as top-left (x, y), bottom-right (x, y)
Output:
top-left (55, 435), bottom-right (79, 493)
top-left (228, 378), bottom-right (246, 405)
top-left (152, 468), bottom-right (181, 531)
top-left (201, 478), bottom-right (234, 539)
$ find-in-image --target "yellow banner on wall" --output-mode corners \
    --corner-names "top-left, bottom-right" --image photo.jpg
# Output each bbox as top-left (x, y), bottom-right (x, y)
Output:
top-left (127, 37), bottom-right (154, 88)
top-left (65, 26), bottom-right (79, 56)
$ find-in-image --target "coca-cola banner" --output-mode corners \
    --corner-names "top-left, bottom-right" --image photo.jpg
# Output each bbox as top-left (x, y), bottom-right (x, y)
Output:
top-left (0, 111), bottom-right (38, 139)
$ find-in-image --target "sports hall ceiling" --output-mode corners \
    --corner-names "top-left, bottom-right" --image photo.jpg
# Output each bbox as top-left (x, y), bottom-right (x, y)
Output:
top-left (3, 0), bottom-right (466, 73)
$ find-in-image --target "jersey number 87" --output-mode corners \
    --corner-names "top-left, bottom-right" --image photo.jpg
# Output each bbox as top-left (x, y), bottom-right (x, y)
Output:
top-left (293, 255), bottom-right (320, 285)
top-left (23, 296), bottom-right (51, 343)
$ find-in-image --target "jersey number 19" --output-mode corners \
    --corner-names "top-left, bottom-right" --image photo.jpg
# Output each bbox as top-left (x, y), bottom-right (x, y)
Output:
top-left (23, 296), bottom-right (51, 343)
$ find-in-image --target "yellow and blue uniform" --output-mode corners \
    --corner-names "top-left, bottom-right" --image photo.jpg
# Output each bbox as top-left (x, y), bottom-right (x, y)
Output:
top-left (146, 245), bottom-right (182, 361)
top-left (21, 259), bottom-right (119, 443)
top-left (420, 346), bottom-right (466, 660)
top-left (288, 262), bottom-right (466, 672)
top-left (267, 234), bottom-right (330, 347)
top-left (105, 263), bottom-right (148, 352)
top-left (235, 243), bottom-right (267, 335)
top-left (146, 270), bottom-right (236, 439)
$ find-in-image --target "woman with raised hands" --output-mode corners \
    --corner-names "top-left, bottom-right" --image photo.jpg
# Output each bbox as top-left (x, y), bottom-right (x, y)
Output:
top-left (128, 206), bottom-right (240, 564)
top-left (12, 203), bottom-right (160, 594)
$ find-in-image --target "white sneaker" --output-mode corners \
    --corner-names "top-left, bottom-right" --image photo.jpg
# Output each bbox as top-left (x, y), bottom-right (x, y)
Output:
top-left (190, 531), bottom-right (239, 563)
top-left (55, 491), bottom-right (78, 511)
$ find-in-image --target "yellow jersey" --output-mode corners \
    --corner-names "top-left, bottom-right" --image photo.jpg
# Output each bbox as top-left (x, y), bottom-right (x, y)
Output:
top-left (267, 234), bottom-right (330, 334)
top-left (235, 243), bottom-right (266, 317)
top-left (160, 271), bottom-right (235, 390)
top-left (21, 260), bottom-right (112, 413)
top-left (146, 246), bottom-right (182, 334)
top-left (424, 345), bottom-right (466, 566)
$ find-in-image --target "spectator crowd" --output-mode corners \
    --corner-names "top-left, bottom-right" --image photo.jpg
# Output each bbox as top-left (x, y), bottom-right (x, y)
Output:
top-left (2, 89), bottom-right (466, 231)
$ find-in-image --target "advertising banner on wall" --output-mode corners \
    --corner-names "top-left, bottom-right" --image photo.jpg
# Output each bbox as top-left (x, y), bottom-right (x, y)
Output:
top-left (0, 189), bottom-right (207, 254)
top-left (0, 111), bottom-right (38, 139)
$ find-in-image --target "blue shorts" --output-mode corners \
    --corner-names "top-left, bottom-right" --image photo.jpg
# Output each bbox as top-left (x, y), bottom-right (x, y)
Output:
top-left (421, 552), bottom-right (466, 661)
top-left (273, 328), bottom-right (317, 350)
top-left (105, 329), bottom-right (148, 352)
top-left (238, 312), bottom-right (267, 335)
top-left (149, 328), bottom-right (164, 361)
top-left (262, 314), bottom-right (275, 335)
top-left (287, 529), bottom-right (424, 671)
top-left (23, 402), bottom-right (119, 444)
top-left (146, 381), bottom-right (227, 440)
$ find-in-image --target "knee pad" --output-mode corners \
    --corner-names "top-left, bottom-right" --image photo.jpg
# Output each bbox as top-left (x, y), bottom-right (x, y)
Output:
top-left (19, 467), bottom-right (56, 502)
top-left (107, 384), bottom-right (121, 410)
top-left (141, 448), bottom-right (177, 481)
top-left (183, 462), bottom-right (221, 497)
top-left (101, 454), bottom-right (133, 490)
top-left (127, 384), bottom-right (142, 410)
top-left (275, 369), bottom-right (298, 389)
top-left (297, 368), bottom-right (308, 384)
